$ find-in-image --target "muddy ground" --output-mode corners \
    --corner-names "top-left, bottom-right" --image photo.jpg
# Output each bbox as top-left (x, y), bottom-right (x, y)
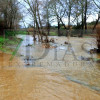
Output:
top-left (0, 36), bottom-right (100, 100)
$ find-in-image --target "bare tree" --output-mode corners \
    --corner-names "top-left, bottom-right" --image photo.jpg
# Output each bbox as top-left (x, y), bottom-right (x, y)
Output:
top-left (23, 0), bottom-right (50, 42)
top-left (43, 0), bottom-right (51, 35)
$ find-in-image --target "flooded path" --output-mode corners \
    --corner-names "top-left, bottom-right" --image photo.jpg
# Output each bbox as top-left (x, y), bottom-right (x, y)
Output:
top-left (16, 35), bottom-right (100, 92)
top-left (0, 65), bottom-right (100, 100)
top-left (0, 35), bottom-right (100, 100)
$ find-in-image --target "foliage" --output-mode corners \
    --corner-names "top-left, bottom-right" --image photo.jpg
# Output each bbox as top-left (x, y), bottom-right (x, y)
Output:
top-left (72, 24), bottom-right (82, 29)
top-left (0, 36), bottom-right (22, 53)
top-left (50, 32), bottom-right (58, 36)
top-left (88, 21), bottom-right (100, 25)
top-left (0, 0), bottom-right (22, 30)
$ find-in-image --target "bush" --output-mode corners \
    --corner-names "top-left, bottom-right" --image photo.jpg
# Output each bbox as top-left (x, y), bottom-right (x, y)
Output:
top-left (72, 24), bottom-right (82, 29)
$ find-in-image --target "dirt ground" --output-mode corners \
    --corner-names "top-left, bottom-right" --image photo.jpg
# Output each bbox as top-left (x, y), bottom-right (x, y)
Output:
top-left (0, 52), bottom-right (100, 100)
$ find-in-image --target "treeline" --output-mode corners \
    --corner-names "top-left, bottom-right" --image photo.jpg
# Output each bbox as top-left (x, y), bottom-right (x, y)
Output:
top-left (0, 0), bottom-right (21, 35)
top-left (22, 0), bottom-right (100, 38)
top-left (0, 0), bottom-right (100, 38)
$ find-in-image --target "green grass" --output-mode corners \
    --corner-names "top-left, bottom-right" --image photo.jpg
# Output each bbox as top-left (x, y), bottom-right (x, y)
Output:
top-left (50, 32), bottom-right (58, 36)
top-left (0, 37), bottom-right (8, 44)
top-left (0, 30), bottom-right (26, 59)
top-left (10, 39), bottom-right (23, 61)
top-left (5, 30), bottom-right (27, 38)
top-left (0, 36), bottom-right (22, 54)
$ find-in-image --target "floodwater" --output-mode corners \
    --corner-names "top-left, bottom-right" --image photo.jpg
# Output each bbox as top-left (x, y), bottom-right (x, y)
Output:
top-left (0, 35), bottom-right (100, 100)
top-left (17, 35), bottom-right (100, 92)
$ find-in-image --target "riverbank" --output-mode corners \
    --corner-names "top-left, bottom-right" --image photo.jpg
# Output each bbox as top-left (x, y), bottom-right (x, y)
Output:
top-left (0, 36), bottom-right (22, 54)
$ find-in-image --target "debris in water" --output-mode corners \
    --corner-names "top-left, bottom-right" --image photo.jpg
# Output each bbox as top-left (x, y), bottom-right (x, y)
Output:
top-left (26, 63), bottom-right (30, 66)
top-left (78, 56), bottom-right (92, 61)
top-left (50, 38), bottom-right (55, 43)
top-left (42, 43), bottom-right (57, 48)
top-left (26, 44), bottom-right (33, 47)
top-left (64, 41), bottom-right (68, 45)
top-left (90, 48), bottom-right (98, 54)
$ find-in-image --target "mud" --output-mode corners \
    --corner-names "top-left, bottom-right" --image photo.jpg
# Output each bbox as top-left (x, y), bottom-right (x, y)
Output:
top-left (0, 66), bottom-right (100, 100)
top-left (0, 36), bottom-right (100, 100)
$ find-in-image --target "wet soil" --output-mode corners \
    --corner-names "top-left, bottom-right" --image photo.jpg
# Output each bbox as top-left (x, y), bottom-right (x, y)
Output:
top-left (0, 36), bottom-right (100, 100)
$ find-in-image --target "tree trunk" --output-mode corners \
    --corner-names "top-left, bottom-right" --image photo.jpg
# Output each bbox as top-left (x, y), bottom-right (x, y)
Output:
top-left (47, 22), bottom-right (50, 36)
top-left (81, 1), bottom-right (84, 37)
top-left (84, 0), bottom-right (87, 30)
top-left (57, 17), bottom-right (61, 36)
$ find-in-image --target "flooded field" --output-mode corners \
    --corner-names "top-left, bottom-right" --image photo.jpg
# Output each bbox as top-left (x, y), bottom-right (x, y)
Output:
top-left (0, 67), bottom-right (100, 100)
top-left (0, 35), bottom-right (100, 100)
top-left (17, 35), bottom-right (100, 92)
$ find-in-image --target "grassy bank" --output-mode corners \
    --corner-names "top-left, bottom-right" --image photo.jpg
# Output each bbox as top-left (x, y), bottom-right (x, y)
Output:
top-left (50, 32), bottom-right (58, 36)
top-left (5, 30), bottom-right (27, 38)
top-left (48, 29), bottom-right (93, 36)
top-left (0, 36), bottom-right (22, 54)
top-left (0, 30), bottom-right (27, 54)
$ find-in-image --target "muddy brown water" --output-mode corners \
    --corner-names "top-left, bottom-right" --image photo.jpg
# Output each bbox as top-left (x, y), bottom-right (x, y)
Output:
top-left (17, 35), bottom-right (100, 91)
top-left (0, 35), bottom-right (100, 100)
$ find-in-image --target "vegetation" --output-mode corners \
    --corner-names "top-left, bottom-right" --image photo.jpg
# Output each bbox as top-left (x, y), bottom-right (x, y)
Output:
top-left (5, 30), bottom-right (27, 37)
top-left (0, 0), bottom-right (100, 52)
top-left (0, 36), bottom-right (22, 54)
top-left (0, 0), bottom-right (100, 37)
top-left (50, 32), bottom-right (57, 36)
top-left (0, 0), bottom-right (22, 36)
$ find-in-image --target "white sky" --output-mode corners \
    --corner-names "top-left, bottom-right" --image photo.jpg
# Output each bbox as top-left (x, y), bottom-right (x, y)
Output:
top-left (50, 14), bottom-right (98, 26)
top-left (19, 14), bottom-right (98, 27)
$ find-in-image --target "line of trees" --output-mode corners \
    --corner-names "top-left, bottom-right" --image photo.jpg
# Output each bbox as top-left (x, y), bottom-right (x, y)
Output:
top-left (22, 0), bottom-right (98, 38)
top-left (0, 0), bottom-right (99, 38)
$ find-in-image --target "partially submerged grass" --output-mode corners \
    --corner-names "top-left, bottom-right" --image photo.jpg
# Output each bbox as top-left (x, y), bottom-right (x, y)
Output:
top-left (50, 32), bottom-right (58, 36)
top-left (0, 36), bottom-right (22, 54)
top-left (0, 30), bottom-right (26, 53)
